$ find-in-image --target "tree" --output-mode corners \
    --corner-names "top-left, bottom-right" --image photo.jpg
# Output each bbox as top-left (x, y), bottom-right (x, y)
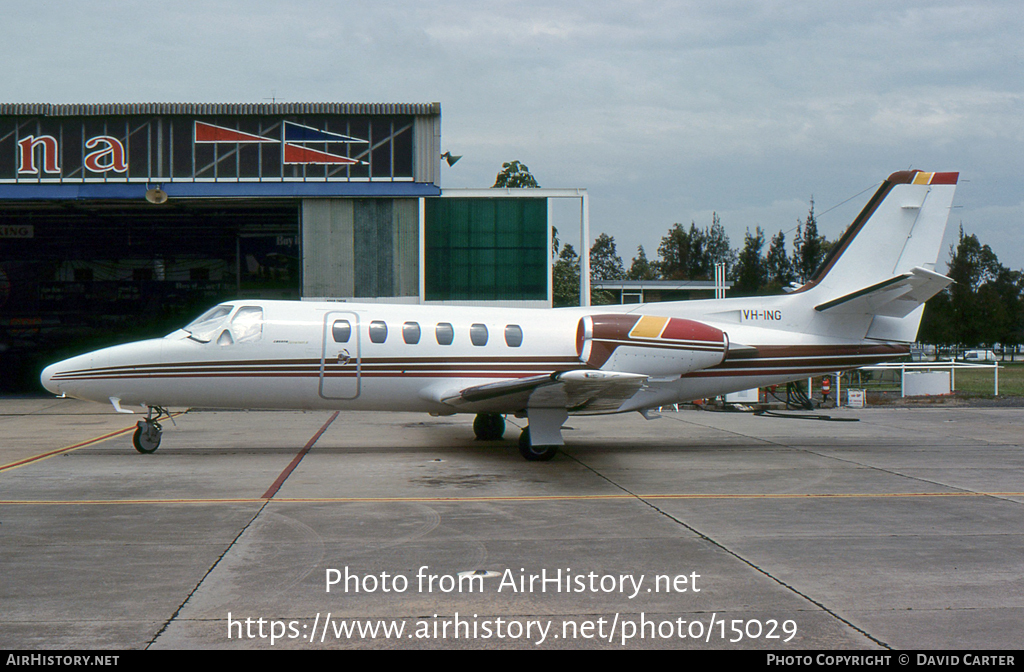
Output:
top-left (734, 226), bottom-right (767, 295)
top-left (493, 160), bottom-right (540, 188)
top-left (918, 290), bottom-right (953, 346)
top-left (703, 213), bottom-right (736, 279)
top-left (627, 245), bottom-right (658, 281)
top-left (920, 225), bottom-right (1023, 356)
top-left (552, 242), bottom-right (580, 307)
top-left (765, 230), bottom-right (795, 290)
top-left (948, 226), bottom-right (996, 347)
top-left (587, 233), bottom-right (625, 305)
top-left (947, 226), bottom-right (1008, 348)
top-left (791, 199), bottom-right (830, 284)
top-left (589, 233), bottom-right (625, 282)
top-left (655, 213), bottom-right (734, 281)
top-left (655, 222), bottom-right (695, 280)
top-left (988, 267), bottom-right (1024, 359)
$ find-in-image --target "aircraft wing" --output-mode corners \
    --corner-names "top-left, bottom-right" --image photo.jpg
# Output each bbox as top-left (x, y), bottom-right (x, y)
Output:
top-left (439, 370), bottom-right (649, 415)
top-left (813, 266), bottom-right (952, 318)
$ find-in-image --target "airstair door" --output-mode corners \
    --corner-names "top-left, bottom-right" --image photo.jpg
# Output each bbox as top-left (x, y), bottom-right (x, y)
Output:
top-left (319, 311), bottom-right (361, 400)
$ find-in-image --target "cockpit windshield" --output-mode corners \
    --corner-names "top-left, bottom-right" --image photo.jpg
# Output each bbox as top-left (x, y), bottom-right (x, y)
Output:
top-left (182, 304), bottom-right (265, 344)
top-left (183, 305), bottom-right (233, 342)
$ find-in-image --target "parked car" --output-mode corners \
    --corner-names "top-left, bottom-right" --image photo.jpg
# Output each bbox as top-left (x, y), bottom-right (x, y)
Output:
top-left (963, 349), bottom-right (997, 362)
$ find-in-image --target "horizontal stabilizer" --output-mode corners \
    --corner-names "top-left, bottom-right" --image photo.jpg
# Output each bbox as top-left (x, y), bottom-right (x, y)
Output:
top-left (441, 370), bottom-right (648, 415)
top-left (814, 266), bottom-right (952, 318)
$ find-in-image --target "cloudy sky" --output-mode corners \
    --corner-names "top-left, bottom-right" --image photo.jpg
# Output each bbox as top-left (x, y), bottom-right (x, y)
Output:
top-left (4, 0), bottom-right (1023, 270)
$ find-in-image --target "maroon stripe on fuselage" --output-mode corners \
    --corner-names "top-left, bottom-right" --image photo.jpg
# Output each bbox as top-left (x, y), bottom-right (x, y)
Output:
top-left (50, 355), bottom-right (584, 382)
top-left (50, 344), bottom-right (907, 383)
top-left (686, 343), bottom-right (908, 378)
top-left (51, 356), bottom-right (581, 379)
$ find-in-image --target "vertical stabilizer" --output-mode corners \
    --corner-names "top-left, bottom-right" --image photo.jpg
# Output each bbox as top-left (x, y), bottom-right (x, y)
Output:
top-left (800, 170), bottom-right (958, 304)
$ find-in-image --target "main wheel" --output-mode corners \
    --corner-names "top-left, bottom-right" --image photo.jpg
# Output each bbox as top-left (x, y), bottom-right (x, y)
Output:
top-left (473, 413), bottom-right (506, 441)
top-left (518, 428), bottom-right (558, 461)
top-left (133, 421), bottom-right (162, 454)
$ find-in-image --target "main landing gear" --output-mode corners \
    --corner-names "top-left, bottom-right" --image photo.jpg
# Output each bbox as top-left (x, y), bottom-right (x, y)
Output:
top-left (473, 413), bottom-right (506, 441)
top-left (472, 410), bottom-right (565, 461)
top-left (133, 406), bottom-right (171, 454)
top-left (518, 428), bottom-right (558, 461)
top-left (517, 408), bottom-right (568, 462)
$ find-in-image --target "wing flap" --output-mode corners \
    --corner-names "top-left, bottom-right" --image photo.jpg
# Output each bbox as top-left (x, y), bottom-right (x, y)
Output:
top-left (814, 266), bottom-right (952, 318)
top-left (439, 370), bottom-right (648, 415)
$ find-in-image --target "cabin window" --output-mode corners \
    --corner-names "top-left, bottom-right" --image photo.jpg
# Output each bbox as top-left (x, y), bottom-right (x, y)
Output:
top-left (470, 323), bottom-right (488, 346)
top-left (403, 322), bottom-right (421, 344)
top-left (332, 320), bottom-right (351, 343)
top-left (368, 320), bottom-right (388, 344)
top-left (231, 306), bottom-right (264, 342)
top-left (505, 324), bottom-right (523, 348)
top-left (436, 322), bottom-right (454, 346)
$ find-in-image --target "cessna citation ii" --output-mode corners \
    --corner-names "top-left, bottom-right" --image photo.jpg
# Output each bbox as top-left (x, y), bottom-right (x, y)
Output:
top-left (41, 170), bottom-right (958, 460)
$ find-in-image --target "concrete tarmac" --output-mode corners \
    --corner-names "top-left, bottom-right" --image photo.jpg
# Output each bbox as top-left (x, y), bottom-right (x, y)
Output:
top-left (1, 398), bottom-right (1022, 650)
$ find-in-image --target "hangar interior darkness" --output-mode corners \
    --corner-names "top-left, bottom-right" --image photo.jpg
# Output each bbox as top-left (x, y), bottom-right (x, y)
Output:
top-left (0, 199), bottom-right (300, 391)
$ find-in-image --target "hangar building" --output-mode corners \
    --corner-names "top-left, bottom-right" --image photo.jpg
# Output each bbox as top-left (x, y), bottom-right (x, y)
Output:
top-left (0, 102), bottom-right (580, 392)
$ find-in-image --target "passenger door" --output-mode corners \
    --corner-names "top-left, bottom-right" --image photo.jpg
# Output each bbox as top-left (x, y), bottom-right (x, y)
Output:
top-left (319, 311), bottom-right (361, 399)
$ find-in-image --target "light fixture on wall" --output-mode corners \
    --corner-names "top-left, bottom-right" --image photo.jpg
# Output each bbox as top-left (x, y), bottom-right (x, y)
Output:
top-left (144, 186), bottom-right (168, 204)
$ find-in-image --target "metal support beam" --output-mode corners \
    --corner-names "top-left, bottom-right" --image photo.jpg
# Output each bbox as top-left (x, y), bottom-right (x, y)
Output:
top-left (580, 190), bottom-right (590, 307)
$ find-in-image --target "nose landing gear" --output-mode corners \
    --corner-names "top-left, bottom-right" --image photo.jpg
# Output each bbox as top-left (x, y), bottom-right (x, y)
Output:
top-left (133, 406), bottom-right (171, 454)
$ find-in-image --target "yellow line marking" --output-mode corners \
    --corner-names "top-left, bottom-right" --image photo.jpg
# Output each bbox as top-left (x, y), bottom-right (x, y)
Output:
top-left (0, 427), bottom-right (136, 473)
top-left (0, 412), bottom-right (185, 473)
top-left (2, 492), bottom-right (1021, 506)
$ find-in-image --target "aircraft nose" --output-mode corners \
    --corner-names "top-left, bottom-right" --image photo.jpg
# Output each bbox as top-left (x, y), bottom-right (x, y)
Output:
top-left (40, 362), bottom-right (62, 395)
top-left (39, 349), bottom-right (117, 402)
top-left (40, 353), bottom-right (91, 396)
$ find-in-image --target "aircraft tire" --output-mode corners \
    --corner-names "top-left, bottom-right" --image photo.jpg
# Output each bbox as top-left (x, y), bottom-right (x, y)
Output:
top-left (518, 428), bottom-right (558, 461)
top-left (473, 413), bottom-right (505, 441)
top-left (133, 422), bottom-right (162, 454)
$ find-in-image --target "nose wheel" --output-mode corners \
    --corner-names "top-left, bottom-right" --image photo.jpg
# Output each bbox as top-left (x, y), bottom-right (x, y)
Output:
top-left (132, 406), bottom-right (170, 454)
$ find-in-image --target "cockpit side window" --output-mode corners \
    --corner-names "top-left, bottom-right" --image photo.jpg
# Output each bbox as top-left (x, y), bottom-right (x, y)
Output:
top-left (231, 306), bottom-right (264, 343)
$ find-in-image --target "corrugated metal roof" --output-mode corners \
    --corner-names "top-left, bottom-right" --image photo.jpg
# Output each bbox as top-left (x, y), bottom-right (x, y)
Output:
top-left (0, 102), bottom-right (441, 117)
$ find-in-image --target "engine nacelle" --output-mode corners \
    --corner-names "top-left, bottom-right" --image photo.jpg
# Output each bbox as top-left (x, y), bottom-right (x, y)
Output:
top-left (576, 314), bottom-right (728, 377)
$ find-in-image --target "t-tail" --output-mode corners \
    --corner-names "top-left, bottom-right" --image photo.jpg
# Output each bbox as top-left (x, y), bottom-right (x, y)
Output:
top-left (795, 170), bottom-right (959, 342)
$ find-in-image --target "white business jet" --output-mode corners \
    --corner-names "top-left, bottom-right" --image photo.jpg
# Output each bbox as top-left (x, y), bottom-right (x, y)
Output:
top-left (41, 170), bottom-right (958, 460)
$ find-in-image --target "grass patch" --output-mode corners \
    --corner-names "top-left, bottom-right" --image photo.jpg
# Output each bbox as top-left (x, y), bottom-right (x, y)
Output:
top-left (954, 362), bottom-right (1024, 396)
top-left (841, 361), bottom-right (1024, 397)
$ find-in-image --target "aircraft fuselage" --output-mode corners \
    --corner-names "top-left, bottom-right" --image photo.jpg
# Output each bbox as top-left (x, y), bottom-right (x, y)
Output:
top-left (41, 297), bottom-right (904, 415)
